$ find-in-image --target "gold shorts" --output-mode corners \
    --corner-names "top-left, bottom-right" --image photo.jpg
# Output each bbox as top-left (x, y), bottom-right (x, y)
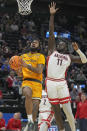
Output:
top-left (21, 80), bottom-right (42, 99)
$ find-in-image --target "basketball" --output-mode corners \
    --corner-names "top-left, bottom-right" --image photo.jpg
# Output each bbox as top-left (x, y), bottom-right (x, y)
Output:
top-left (9, 56), bottom-right (22, 70)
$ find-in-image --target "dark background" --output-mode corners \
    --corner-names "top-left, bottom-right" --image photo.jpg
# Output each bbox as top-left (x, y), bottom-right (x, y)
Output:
top-left (0, 0), bottom-right (87, 17)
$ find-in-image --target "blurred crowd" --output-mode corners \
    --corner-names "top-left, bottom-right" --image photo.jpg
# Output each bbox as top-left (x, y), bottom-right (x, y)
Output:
top-left (0, 112), bottom-right (21, 131)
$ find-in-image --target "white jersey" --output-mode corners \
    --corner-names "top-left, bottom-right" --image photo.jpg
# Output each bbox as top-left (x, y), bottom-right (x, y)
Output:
top-left (47, 51), bottom-right (71, 79)
top-left (39, 97), bottom-right (51, 112)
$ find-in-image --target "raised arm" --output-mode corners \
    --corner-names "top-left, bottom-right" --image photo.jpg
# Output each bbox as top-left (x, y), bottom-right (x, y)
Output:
top-left (48, 2), bottom-right (59, 55)
top-left (70, 42), bottom-right (87, 64)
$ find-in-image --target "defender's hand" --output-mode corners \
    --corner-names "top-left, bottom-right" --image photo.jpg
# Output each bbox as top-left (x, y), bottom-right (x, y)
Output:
top-left (72, 42), bottom-right (79, 51)
top-left (49, 2), bottom-right (59, 15)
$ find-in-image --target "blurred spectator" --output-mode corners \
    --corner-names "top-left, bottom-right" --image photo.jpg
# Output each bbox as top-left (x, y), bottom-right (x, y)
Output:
top-left (77, 20), bottom-right (86, 39)
top-left (21, 32), bottom-right (28, 42)
top-left (69, 83), bottom-right (74, 91)
top-left (0, 55), bottom-right (5, 63)
top-left (0, 58), bottom-right (10, 88)
top-left (75, 95), bottom-right (80, 105)
top-left (76, 70), bottom-right (87, 81)
top-left (2, 43), bottom-right (10, 57)
top-left (18, 40), bottom-right (23, 53)
top-left (12, 76), bottom-right (22, 99)
top-left (6, 71), bottom-right (15, 94)
top-left (0, 55), bottom-right (5, 68)
top-left (69, 69), bottom-right (77, 82)
top-left (75, 93), bottom-right (87, 131)
top-left (26, 40), bottom-right (31, 47)
top-left (21, 24), bottom-right (27, 35)
top-left (5, 23), bottom-right (10, 32)
top-left (1, 60), bottom-right (10, 76)
top-left (0, 24), bottom-right (4, 32)
top-left (0, 90), bottom-right (3, 106)
top-left (0, 32), bottom-right (3, 40)
top-left (71, 95), bottom-right (80, 117)
top-left (6, 112), bottom-right (21, 131)
top-left (70, 87), bottom-right (78, 101)
top-left (58, 15), bottom-right (68, 26)
top-left (27, 33), bottom-right (33, 42)
top-left (76, 84), bottom-right (82, 98)
top-left (28, 20), bottom-right (35, 32)
top-left (10, 21), bottom-right (19, 32)
top-left (43, 45), bottom-right (48, 57)
top-left (0, 112), bottom-right (6, 130)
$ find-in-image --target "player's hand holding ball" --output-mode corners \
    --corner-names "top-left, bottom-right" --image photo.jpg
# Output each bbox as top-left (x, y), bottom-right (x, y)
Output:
top-left (49, 2), bottom-right (59, 15)
top-left (9, 55), bottom-right (23, 77)
top-left (21, 59), bottom-right (32, 71)
top-left (72, 42), bottom-right (79, 51)
top-left (21, 59), bottom-right (28, 68)
top-left (9, 56), bottom-right (22, 70)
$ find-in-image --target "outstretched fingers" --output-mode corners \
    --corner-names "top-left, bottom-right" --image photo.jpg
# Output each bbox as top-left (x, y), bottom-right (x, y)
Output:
top-left (49, 1), bottom-right (56, 8)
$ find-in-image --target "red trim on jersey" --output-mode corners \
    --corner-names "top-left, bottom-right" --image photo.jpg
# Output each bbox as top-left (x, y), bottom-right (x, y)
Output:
top-left (48, 98), bottom-right (59, 101)
top-left (41, 110), bottom-right (54, 128)
top-left (41, 119), bottom-right (51, 128)
top-left (38, 122), bottom-right (43, 127)
top-left (38, 122), bottom-right (43, 130)
top-left (38, 111), bottom-right (54, 129)
top-left (59, 96), bottom-right (71, 101)
top-left (49, 96), bottom-right (71, 105)
top-left (60, 100), bottom-right (71, 104)
top-left (49, 98), bottom-right (59, 104)
top-left (46, 77), bottom-right (65, 82)
top-left (65, 67), bottom-right (68, 78)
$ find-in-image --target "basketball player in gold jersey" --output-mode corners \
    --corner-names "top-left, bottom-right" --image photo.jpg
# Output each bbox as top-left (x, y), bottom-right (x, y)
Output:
top-left (17, 39), bottom-right (45, 131)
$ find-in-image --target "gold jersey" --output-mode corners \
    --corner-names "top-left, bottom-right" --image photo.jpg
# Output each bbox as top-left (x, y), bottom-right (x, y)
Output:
top-left (21, 52), bottom-right (45, 81)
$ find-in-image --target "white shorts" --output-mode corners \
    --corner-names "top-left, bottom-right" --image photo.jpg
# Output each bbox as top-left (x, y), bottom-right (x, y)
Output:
top-left (46, 79), bottom-right (71, 105)
top-left (38, 111), bottom-right (54, 129)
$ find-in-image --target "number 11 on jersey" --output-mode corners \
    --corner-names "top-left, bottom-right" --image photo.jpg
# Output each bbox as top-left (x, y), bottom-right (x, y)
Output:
top-left (57, 59), bottom-right (63, 66)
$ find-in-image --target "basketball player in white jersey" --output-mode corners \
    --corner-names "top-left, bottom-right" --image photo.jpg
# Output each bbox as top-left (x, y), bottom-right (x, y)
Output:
top-left (46, 2), bottom-right (87, 131)
top-left (38, 90), bottom-right (54, 131)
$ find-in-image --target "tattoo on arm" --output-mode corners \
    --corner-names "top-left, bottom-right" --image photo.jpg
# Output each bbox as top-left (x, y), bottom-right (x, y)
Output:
top-left (27, 64), bottom-right (44, 74)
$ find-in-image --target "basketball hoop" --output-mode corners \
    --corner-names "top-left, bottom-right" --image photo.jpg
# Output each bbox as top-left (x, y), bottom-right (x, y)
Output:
top-left (16, 0), bottom-right (33, 15)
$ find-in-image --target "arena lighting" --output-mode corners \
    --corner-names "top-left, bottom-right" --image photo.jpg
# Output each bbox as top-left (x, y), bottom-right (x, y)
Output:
top-left (46, 31), bottom-right (58, 38)
top-left (46, 31), bottom-right (71, 39)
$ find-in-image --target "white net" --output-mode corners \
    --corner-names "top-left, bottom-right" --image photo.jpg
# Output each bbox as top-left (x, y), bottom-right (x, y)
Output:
top-left (16, 0), bottom-right (33, 15)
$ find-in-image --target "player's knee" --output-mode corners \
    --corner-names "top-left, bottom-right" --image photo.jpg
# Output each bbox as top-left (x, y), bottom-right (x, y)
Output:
top-left (23, 87), bottom-right (32, 99)
top-left (25, 91), bottom-right (32, 99)
top-left (25, 92), bottom-right (32, 99)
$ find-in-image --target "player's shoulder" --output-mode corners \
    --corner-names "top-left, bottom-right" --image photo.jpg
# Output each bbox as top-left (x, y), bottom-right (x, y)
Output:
top-left (21, 53), bottom-right (28, 58)
top-left (37, 53), bottom-right (45, 58)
